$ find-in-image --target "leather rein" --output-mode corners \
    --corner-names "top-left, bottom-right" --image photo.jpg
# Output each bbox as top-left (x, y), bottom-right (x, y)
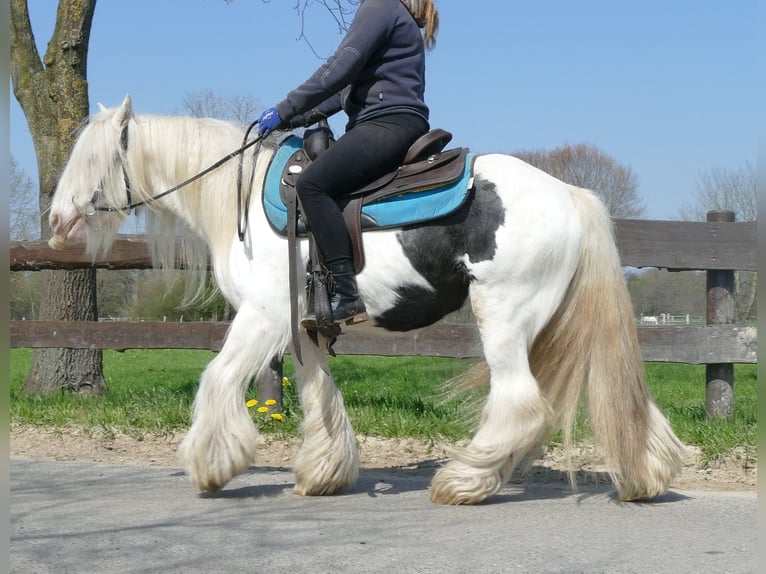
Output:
top-left (86, 120), bottom-right (264, 240)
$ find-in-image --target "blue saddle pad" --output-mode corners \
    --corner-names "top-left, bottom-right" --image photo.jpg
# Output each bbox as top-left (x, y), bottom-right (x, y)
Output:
top-left (262, 135), bottom-right (474, 235)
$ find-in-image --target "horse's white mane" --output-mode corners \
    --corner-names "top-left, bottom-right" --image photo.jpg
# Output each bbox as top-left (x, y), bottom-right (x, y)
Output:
top-left (78, 96), bottom-right (276, 305)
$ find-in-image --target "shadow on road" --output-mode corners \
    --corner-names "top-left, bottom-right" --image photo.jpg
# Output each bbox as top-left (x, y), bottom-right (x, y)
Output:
top-left (197, 460), bottom-right (690, 505)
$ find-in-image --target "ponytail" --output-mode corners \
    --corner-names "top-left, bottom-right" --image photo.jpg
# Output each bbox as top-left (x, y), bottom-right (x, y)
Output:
top-left (400, 0), bottom-right (440, 50)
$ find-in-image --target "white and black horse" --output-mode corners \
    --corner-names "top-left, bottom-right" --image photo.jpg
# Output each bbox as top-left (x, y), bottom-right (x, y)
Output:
top-left (49, 96), bottom-right (685, 504)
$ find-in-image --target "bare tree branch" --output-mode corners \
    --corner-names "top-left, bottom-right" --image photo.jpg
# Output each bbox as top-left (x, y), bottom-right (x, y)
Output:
top-left (676, 162), bottom-right (757, 323)
top-left (515, 143), bottom-right (646, 219)
top-left (678, 163), bottom-right (756, 222)
top-left (222, 0), bottom-right (360, 57)
top-left (10, 155), bottom-right (39, 241)
top-left (181, 90), bottom-right (261, 126)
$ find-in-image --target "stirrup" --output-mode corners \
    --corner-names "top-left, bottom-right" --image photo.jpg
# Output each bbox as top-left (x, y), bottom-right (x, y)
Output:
top-left (301, 309), bottom-right (368, 329)
top-left (333, 309), bottom-right (369, 326)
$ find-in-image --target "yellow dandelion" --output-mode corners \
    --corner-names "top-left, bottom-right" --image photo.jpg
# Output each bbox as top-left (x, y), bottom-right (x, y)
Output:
top-left (282, 377), bottom-right (290, 387)
top-left (257, 406), bottom-right (269, 413)
top-left (246, 399), bottom-right (258, 408)
top-left (270, 413), bottom-right (284, 421)
top-left (265, 399), bottom-right (277, 406)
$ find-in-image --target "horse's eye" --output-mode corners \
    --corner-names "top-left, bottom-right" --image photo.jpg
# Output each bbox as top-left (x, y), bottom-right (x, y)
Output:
top-left (83, 201), bottom-right (97, 216)
top-left (82, 187), bottom-right (102, 216)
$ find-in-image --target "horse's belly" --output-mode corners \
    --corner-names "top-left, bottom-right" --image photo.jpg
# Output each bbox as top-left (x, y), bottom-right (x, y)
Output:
top-left (371, 280), bottom-right (469, 332)
top-left (359, 226), bottom-right (475, 332)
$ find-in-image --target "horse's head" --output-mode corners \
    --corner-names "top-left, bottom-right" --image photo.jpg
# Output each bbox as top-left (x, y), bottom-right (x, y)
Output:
top-left (49, 94), bottom-right (137, 256)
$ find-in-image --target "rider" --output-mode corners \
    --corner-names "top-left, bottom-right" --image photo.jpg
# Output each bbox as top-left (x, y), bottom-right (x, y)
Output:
top-left (257, 0), bottom-right (439, 325)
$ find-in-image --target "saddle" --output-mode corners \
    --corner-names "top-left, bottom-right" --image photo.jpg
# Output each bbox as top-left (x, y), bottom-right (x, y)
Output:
top-left (277, 123), bottom-right (470, 272)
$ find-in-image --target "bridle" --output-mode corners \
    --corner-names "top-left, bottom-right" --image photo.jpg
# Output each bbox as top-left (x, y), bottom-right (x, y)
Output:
top-left (83, 126), bottom-right (135, 215)
top-left (83, 119), bottom-right (265, 240)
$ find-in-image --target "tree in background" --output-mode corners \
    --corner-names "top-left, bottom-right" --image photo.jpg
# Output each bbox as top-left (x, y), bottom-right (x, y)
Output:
top-left (627, 269), bottom-right (706, 319)
top-left (515, 143), bottom-right (646, 219)
top-left (679, 163), bottom-right (756, 222)
top-left (678, 162), bottom-right (756, 323)
top-left (628, 163), bottom-right (757, 325)
top-left (180, 90), bottom-right (261, 126)
top-left (10, 155), bottom-right (38, 241)
top-left (127, 275), bottom-right (231, 321)
top-left (9, 155), bottom-right (43, 320)
top-left (11, 0), bottom-right (106, 394)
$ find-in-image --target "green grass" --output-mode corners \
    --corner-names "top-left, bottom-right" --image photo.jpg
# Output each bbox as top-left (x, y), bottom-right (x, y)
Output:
top-left (645, 362), bottom-right (757, 462)
top-left (10, 349), bottom-right (756, 460)
top-left (329, 354), bottom-right (480, 440)
top-left (10, 349), bottom-right (210, 438)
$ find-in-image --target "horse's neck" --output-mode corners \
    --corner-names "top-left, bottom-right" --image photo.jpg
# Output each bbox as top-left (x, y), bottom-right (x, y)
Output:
top-left (136, 116), bottom-right (267, 261)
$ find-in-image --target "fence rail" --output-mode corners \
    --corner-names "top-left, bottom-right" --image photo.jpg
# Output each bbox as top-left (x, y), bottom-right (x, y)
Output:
top-left (10, 215), bottom-right (757, 416)
top-left (9, 319), bottom-right (757, 365)
top-left (11, 218), bottom-right (757, 272)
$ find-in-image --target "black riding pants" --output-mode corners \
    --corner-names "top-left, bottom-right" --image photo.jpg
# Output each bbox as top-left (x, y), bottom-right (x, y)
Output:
top-left (296, 113), bottom-right (429, 267)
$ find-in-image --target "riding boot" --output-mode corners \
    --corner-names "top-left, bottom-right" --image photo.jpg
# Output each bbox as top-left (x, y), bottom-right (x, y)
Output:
top-left (303, 260), bottom-right (368, 327)
top-left (327, 260), bottom-right (368, 325)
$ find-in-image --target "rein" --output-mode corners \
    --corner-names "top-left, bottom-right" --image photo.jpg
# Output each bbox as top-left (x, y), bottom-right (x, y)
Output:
top-left (87, 120), bottom-right (264, 239)
top-left (236, 120), bottom-right (261, 241)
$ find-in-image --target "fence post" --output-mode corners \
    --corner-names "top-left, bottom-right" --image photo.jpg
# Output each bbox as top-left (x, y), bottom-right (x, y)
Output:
top-left (705, 210), bottom-right (736, 418)
top-left (255, 354), bottom-right (284, 413)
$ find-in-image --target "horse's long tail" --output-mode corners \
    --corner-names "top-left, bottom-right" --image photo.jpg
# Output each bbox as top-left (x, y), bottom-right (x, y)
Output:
top-left (530, 187), bottom-right (686, 500)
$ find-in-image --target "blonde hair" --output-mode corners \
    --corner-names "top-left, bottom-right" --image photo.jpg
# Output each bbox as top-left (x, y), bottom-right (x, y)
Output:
top-left (401, 0), bottom-right (440, 50)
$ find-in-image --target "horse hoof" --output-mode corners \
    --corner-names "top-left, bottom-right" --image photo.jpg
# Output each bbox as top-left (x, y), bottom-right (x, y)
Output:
top-left (294, 466), bottom-right (358, 497)
top-left (429, 462), bottom-right (502, 505)
top-left (293, 481), bottom-right (347, 496)
top-left (293, 439), bottom-right (360, 497)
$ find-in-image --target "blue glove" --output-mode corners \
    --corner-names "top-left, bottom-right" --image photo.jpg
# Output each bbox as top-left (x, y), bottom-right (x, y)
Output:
top-left (258, 107), bottom-right (282, 136)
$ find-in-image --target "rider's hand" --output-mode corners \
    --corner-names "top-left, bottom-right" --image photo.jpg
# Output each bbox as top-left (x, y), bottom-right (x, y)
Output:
top-left (257, 107), bottom-right (283, 136)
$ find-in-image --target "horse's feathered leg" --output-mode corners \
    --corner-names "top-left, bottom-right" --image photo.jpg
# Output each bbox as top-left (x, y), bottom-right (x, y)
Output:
top-left (179, 305), bottom-right (288, 492)
top-left (431, 165), bottom-right (684, 504)
top-left (430, 156), bottom-right (584, 505)
top-left (292, 330), bottom-right (359, 495)
top-left (430, 285), bottom-right (560, 505)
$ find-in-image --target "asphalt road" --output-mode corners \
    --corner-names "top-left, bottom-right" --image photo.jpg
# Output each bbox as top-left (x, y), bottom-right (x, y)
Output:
top-left (11, 459), bottom-right (756, 574)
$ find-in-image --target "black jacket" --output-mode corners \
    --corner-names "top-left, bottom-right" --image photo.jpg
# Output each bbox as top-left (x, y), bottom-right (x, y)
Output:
top-left (275, 0), bottom-right (429, 130)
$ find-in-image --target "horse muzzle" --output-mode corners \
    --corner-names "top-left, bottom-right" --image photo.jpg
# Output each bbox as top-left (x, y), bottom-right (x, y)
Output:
top-left (49, 211), bottom-right (86, 250)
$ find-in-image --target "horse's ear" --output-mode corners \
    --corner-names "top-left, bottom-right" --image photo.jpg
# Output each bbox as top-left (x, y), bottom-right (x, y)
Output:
top-left (97, 103), bottom-right (107, 112)
top-left (113, 94), bottom-right (133, 130)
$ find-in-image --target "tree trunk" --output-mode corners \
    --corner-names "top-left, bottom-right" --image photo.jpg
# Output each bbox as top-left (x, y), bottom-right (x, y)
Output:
top-left (25, 268), bottom-right (105, 394)
top-left (11, 0), bottom-right (106, 394)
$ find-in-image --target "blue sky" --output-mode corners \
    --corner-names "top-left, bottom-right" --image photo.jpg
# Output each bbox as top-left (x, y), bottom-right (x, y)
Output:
top-left (10, 0), bottom-right (758, 220)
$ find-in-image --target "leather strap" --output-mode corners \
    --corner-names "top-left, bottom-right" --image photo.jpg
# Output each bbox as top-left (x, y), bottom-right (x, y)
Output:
top-left (342, 197), bottom-right (366, 274)
top-left (286, 188), bottom-right (303, 365)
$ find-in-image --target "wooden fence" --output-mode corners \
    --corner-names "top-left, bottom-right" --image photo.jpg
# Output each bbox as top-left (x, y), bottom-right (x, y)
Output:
top-left (10, 213), bottom-right (757, 417)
